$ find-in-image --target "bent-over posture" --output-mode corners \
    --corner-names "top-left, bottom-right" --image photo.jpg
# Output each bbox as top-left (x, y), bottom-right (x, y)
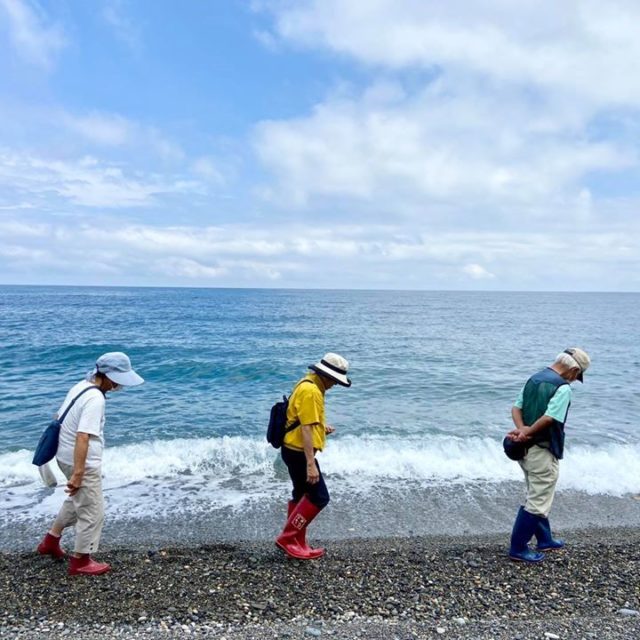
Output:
top-left (37, 352), bottom-right (144, 575)
top-left (275, 352), bottom-right (351, 560)
top-left (506, 348), bottom-right (591, 563)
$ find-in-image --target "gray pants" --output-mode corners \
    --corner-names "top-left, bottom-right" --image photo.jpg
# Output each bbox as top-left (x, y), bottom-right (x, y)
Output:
top-left (518, 445), bottom-right (559, 517)
top-left (53, 461), bottom-right (105, 554)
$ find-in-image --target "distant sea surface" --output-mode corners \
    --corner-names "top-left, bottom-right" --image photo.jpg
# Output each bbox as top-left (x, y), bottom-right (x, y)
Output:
top-left (1, 286), bottom-right (639, 548)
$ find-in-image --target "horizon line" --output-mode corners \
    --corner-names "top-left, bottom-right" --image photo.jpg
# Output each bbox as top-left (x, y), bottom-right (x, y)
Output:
top-left (0, 283), bottom-right (638, 294)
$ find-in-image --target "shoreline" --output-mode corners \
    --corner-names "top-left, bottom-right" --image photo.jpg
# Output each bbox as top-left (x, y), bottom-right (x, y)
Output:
top-left (3, 483), bottom-right (640, 553)
top-left (2, 528), bottom-right (639, 639)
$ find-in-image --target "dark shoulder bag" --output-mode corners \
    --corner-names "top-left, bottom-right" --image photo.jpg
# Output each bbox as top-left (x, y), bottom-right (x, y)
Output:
top-left (266, 379), bottom-right (314, 449)
top-left (32, 385), bottom-right (101, 466)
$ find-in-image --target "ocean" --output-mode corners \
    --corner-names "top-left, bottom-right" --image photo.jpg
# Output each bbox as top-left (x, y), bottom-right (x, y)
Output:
top-left (1, 286), bottom-right (639, 550)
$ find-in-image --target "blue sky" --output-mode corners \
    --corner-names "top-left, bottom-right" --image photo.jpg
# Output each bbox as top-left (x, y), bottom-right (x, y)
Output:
top-left (0, 0), bottom-right (638, 290)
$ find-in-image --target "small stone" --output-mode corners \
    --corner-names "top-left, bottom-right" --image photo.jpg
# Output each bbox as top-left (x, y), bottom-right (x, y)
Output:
top-left (544, 634), bottom-right (560, 639)
top-left (436, 628), bottom-right (446, 635)
top-left (618, 608), bottom-right (640, 617)
top-left (453, 617), bottom-right (466, 626)
top-left (306, 627), bottom-right (322, 637)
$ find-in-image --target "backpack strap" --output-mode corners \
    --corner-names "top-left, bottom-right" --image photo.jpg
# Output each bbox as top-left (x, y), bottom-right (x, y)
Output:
top-left (284, 379), bottom-right (316, 434)
top-left (58, 385), bottom-right (102, 424)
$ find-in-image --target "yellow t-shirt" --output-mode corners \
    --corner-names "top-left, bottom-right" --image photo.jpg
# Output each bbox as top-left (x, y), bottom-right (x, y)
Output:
top-left (283, 373), bottom-right (327, 452)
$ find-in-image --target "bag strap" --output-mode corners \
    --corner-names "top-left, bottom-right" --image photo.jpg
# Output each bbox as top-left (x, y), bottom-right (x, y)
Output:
top-left (284, 379), bottom-right (315, 434)
top-left (58, 385), bottom-right (102, 425)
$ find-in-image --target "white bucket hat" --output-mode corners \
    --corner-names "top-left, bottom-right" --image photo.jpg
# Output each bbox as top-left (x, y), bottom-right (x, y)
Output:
top-left (309, 353), bottom-right (351, 387)
top-left (93, 352), bottom-right (144, 386)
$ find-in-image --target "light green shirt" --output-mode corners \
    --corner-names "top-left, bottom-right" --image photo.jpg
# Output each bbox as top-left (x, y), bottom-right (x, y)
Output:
top-left (514, 384), bottom-right (572, 422)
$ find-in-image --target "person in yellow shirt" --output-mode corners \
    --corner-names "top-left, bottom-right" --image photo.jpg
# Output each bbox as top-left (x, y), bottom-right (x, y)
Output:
top-left (275, 352), bottom-right (351, 560)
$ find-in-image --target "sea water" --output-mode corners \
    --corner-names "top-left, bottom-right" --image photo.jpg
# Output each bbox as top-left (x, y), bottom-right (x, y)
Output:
top-left (1, 286), bottom-right (639, 548)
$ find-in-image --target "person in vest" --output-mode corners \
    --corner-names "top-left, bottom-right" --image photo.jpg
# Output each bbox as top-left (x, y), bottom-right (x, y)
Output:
top-left (506, 348), bottom-right (591, 562)
top-left (275, 353), bottom-right (351, 560)
top-left (36, 352), bottom-right (144, 575)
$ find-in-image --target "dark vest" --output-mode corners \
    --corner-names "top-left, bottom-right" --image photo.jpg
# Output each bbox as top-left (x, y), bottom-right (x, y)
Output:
top-left (522, 368), bottom-right (570, 460)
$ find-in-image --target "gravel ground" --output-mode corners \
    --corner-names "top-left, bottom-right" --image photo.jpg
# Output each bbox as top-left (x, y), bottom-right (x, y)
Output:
top-left (1, 528), bottom-right (639, 639)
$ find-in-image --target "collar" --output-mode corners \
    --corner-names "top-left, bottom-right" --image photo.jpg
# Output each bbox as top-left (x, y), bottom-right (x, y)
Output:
top-left (306, 372), bottom-right (327, 395)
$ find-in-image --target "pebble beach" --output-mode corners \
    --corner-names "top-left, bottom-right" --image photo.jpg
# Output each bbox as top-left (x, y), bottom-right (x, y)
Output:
top-left (2, 528), bottom-right (639, 640)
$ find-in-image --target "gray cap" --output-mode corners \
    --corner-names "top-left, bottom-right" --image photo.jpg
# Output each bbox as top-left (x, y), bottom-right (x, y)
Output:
top-left (94, 352), bottom-right (144, 386)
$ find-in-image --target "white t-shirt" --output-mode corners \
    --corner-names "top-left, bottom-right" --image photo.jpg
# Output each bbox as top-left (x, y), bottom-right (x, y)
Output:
top-left (55, 380), bottom-right (106, 469)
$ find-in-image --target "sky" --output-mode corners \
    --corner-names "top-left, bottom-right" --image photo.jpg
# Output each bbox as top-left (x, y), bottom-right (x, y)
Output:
top-left (0, 0), bottom-right (639, 291)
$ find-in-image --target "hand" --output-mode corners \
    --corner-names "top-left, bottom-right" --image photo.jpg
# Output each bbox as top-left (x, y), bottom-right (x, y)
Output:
top-left (325, 424), bottom-right (336, 435)
top-left (306, 461), bottom-right (320, 484)
top-left (507, 427), bottom-right (531, 443)
top-left (65, 472), bottom-right (84, 496)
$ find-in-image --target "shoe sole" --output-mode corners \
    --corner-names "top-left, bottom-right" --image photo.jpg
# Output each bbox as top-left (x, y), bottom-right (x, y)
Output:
top-left (509, 556), bottom-right (544, 563)
top-left (275, 540), bottom-right (320, 560)
top-left (68, 568), bottom-right (111, 576)
top-left (536, 546), bottom-right (565, 552)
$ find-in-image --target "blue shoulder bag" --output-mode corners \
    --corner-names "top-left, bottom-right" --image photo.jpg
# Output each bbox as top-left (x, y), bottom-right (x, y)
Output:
top-left (32, 385), bottom-right (101, 467)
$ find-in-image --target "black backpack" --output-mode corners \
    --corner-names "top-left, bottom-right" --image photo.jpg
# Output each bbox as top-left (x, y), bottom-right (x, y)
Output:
top-left (266, 379), bottom-right (313, 449)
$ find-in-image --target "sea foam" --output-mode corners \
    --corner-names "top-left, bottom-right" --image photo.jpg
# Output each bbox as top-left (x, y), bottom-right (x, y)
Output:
top-left (1, 434), bottom-right (639, 525)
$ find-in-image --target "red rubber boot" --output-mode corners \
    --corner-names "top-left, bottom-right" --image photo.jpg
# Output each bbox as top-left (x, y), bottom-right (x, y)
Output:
top-left (276, 496), bottom-right (324, 560)
top-left (68, 554), bottom-right (111, 576)
top-left (287, 500), bottom-right (325, 559)
top-left (37, 533), bottom-right (65, 560)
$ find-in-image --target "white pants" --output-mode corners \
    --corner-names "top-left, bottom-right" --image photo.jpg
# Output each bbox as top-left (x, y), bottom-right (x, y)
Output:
top-left (53, 461), bottom-right (104, 554)
top-left (518, 445), bottom-right (559, 517)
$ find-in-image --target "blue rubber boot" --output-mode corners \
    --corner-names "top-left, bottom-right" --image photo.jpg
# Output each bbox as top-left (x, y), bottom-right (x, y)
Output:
top-left (535, 516), bottom-right (565, 551)
top-left (509, 506), bottom-right (545, 563)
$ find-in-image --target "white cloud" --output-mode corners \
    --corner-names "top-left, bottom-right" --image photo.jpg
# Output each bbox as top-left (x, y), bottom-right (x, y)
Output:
top-left (56, 110), bottom-right (185, 162)
top-left (0, 150), bottom-right (200, 208)
top-left (252, 1), bottom-right (640, 222)
top-left (254, 82), bottom-right (632, 209)
top-left (102, 0), bottom-right (141, 52)
top-left (463, 263), bottom-right (495, 280)
top-left (147, 127), bottom-right (185, 163)
top-left (0, 0), bottom-right (66, 69)
top-left (1, 217), bottom-right (639, 289)
top-left (157, 257), bottom-right (228, 280)
top-left (61, 112), bottom-right (132, 147)
top-left (191, 157), bottom-right (225, 185)
top-left (265, 0), bottom-right (640, 108)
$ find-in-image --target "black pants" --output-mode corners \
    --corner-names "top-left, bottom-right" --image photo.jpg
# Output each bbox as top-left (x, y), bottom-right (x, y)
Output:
top-left (281, 446), bottom-right (330, 509)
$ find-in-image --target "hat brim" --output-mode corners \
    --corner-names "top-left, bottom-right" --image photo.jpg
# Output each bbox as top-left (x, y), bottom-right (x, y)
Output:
top-left (309, 364), bottom-right (351, 387)
top-left (577, 371), bottom-right (584, 383)
top-left (106, 369), bottom-right (145, 386)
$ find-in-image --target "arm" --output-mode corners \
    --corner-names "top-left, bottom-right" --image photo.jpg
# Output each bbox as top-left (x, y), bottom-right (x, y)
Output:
top-left (301, 423), bottom-right (320, 484)
top-left (66, 432), bottom-right (90, 496)
top-left (508, 411), bottom-right (554, 442)
top-left (511, 406), bottom-right (525, 429)
top-left (507, 386), bottom-right (528, 441)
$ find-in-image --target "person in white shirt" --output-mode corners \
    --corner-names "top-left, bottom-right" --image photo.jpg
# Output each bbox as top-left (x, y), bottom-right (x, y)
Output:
top-left (37, 352), bottom-right (144, 576)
